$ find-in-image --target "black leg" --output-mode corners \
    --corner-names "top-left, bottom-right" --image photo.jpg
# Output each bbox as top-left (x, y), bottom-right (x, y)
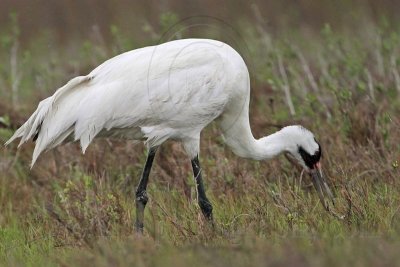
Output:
top-left (135, 147), bottom-right (157, 233)
top-left (191, 155), bottom-right (213, 221)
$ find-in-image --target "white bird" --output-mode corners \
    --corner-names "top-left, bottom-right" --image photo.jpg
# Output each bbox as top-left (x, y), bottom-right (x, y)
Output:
top-left (6, 38), bottom-right (333, 231)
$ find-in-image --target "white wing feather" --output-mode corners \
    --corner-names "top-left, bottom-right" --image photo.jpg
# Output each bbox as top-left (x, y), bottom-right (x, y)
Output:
top-left (5, 39), bottom-right (245, 166)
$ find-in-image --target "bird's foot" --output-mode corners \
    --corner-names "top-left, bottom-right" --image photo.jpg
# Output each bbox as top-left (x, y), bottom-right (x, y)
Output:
top-left (135, 190), bottom-right (148, 233)
top-left (199, 199), bottom-right (213, 222)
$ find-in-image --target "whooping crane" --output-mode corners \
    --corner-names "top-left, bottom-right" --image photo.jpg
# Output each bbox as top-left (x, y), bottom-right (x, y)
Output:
top-left (5, 39), bottom-right (334, 232)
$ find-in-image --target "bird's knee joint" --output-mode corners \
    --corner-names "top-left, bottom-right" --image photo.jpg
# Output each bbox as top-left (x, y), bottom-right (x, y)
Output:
top-left (136, 190), bottom-right (148, 206)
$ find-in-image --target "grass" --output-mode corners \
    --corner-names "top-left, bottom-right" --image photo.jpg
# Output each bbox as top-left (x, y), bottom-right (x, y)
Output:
top-left (0, 2), bottom-right (400, 266)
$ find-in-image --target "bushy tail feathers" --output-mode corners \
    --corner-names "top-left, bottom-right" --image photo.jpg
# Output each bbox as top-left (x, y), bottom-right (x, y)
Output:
top-left (5, 97), bottom-right (52, 148)
top-left (5, 76), bottom-right (91, 167)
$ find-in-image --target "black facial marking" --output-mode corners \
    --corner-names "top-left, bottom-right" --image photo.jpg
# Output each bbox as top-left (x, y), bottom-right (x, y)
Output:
top-left (298, 141), bottom-right (322, 169)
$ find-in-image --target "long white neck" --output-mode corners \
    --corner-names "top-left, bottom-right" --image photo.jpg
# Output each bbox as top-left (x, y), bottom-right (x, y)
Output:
top-left (224, 127), bottom-right (290, 160)
top-left (219, 102), bottom-right (291, 161)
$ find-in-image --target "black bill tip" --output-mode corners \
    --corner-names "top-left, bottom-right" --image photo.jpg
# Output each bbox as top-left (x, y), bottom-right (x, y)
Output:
top-left (310, 165), bottom-right (334, 211)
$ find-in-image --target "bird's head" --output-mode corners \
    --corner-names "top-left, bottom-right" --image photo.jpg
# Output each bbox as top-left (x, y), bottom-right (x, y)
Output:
top-left (280, 125), bottom-right (334, 210)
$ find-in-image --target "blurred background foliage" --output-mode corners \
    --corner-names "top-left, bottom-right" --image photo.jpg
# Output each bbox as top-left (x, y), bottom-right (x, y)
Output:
top-left (1, 0), bottom-right (400, 43)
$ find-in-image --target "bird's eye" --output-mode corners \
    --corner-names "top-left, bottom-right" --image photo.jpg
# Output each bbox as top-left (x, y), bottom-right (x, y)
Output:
top-left (298, 146), bottom-right (321, 169)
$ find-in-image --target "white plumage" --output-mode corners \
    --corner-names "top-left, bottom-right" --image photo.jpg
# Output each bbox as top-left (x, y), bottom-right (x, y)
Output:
top-left (7, 39), bottom-right (229, 164)
top-left (6, 38), bottom-right (335, 226)
top-left (6, 39), bottom-right (323, 168)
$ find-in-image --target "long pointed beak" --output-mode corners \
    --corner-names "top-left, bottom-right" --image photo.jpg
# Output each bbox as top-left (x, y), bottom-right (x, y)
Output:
top-left (310, 162), bottom-right (335, 211)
